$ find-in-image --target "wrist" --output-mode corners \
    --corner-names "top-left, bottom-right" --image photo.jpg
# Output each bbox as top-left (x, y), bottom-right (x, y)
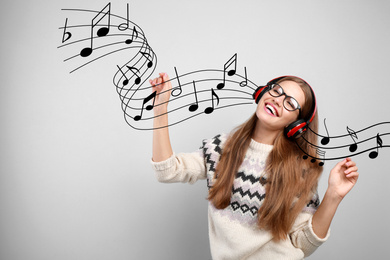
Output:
top-left (324, 188), bottom-right (343, 204)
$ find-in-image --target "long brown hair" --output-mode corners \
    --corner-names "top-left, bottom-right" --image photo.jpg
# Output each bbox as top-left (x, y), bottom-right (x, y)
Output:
top-left (208, 77), bottom-right (323, 241)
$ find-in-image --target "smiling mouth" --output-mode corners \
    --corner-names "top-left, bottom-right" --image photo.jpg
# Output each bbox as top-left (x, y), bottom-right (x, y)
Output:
top-left (265, 103), bottom-right (279, 117)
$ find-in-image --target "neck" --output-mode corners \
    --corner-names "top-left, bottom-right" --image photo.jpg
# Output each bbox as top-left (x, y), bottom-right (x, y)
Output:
top-left (252, 120), bottom-right (281, 145)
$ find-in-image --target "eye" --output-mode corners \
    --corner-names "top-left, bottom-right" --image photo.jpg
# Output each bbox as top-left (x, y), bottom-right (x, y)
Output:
top-left (285, 98), bottom-right (298, 110)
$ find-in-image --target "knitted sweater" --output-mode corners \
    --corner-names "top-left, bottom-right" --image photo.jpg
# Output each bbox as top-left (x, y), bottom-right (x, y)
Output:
top-left (151, 133), bottom-right (329, 260)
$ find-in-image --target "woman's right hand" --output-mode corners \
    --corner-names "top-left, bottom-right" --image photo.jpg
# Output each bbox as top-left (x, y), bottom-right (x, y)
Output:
top-left (149, 72), bottom-right (172, 115)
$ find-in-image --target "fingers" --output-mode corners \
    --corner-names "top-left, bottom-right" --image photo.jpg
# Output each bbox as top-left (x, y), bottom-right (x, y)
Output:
top-left (343, 158), bottom-right (359, 179)
top-left (149, 73), bottom-right (171, 95)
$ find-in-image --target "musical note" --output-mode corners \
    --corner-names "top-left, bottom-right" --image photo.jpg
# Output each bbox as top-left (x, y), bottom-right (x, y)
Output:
top-left (204, 89), bottom-right (219, 114)
top-left (321, 118), bottom-right (330, 145)
top-left (117, 65), bottom-right (130, 86)
top-left (189, 81), bottom-right (199, 112)
top-left (347, 126), bottom-right (358, 152)
top-left (126, 66), bottom-right (141, 85)
top-left (134, 91), bottom-right (156, 121)
top-left (217, 53), bottom-right (237, 90)
top-left (125, 26), bottom-right (139, 45)
top-left (62, 18), bottom-right (72, 43)
top-left (118, 3), bottom-right (130, 31)
top-left (369, 133), bottom-right (383, 159)
top-left (171, 67), bottom-right (182, 97)
top-left (239, 67), bottom-right (248, 87)
top-left (80, 3), bottom-right (111, 57)
top-left (140, 51), bottom-right (153, 68)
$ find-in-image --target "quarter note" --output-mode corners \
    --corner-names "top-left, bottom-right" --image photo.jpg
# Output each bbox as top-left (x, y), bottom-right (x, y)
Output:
top-left (188, 81), bottom-right (199, 112)
top-left (369, 133), bottom-right (383, 159)
top-left (62, 18), bottom-right (72, 43)
top-left (171, 67), bottom-right (182, 97)
top-left (217, 53), bottom-right (237, 90)
top-left (204, 89), bottom-right (219, 114)
top-left (347, 126), bottom-right (358, 152)
top-left (118, 3), bottom-right (130, 31)
top-left (321, 118), bottom-right (330, 145)
top-left (126, 66), bottom-right (141, 85)
top-left (80, 3), bottom-right (111, 57)
top-left (134, 91), bottom-right (156, 121)
top-left (239, 67), bottom-right (248, 87)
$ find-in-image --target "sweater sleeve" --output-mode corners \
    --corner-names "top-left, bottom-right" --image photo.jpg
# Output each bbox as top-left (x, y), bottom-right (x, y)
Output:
top-left (289, 192), bottom-right (330, 257)
top-left (151, 151), bottom-right (207, 184)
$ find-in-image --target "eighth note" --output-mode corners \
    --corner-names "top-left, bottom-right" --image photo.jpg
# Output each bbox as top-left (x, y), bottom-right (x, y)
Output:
top-left (204, 89), bottom-right (219, 114)
top-left (117, 65), bottom-right (129, 86)
top-left (126, 66), bottom-right (141, 85)
top-left (369, 133), bottom-right (383, 159)
top-left (125, 26), bottom-right (139, 45)
top-left (347, 126), bottom-right (358, 153)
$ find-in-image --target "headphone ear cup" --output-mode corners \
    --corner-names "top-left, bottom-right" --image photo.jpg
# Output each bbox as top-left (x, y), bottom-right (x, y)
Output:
top-left (253, 86), bottom-right (270, 104)
top-left (284, 119), bottom-right (308, 139)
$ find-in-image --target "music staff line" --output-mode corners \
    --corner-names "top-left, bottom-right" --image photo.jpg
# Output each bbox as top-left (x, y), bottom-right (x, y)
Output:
top-left (114, 68), bottom-right (257, 92)
top-left (124, 101), bottom-right (254, 131)
top-left (303, 131), bottom-right (390, 151)
top-left (297, 142), bottom-right (390, 162)
top-left (309, 121), bottom-right (390, 139)
top-left (122, 90), bottom-right (253, 116)
top-left (116, 74), bottom-right (255, 103)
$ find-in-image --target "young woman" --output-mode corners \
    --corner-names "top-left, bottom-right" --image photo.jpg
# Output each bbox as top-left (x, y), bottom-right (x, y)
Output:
top-left (150, 72), bottom-right (359, 259)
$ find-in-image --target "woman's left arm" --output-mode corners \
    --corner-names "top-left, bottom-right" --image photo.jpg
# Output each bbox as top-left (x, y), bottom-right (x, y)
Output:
top-left (312, 157), bottom-right (359, 238)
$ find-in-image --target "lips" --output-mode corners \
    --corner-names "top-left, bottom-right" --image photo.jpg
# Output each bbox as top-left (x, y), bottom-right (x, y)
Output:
top-left (264, 103), bottom-right (279, 117)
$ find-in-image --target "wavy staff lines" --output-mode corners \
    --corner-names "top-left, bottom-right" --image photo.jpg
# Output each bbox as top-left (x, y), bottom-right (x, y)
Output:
top-left (71, 43), bottom-right (151, 74)
top-left (122, 89), bottom-right (253, 115)
top-left (117, 75), bottom-right (254, 105)
top-left (116, 68), bottom-right (255, 117)
top-left (309, 122), bottom-right (390, 139)
top-left (120, 68), bottom-right (258, 92)
top-left (302, 132), bottom-right (390, 151)
top-left (117, 72), bottom-right (254, 119)
top-left (59, 7), bottom-right (148, 38)
top-left (61, 36), bottom-right (147, 61)
top-left (125, 102), bottom-right (254, 131)
top-left (298, 132), bottom-right (390, 162)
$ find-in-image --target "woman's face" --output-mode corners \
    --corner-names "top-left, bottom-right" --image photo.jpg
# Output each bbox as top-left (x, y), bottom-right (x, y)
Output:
top-left (255, 80), bottom-right (306, 132)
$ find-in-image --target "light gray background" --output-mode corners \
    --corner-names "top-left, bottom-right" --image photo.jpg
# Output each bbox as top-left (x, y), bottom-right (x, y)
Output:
top-left (1, 0), bottom-right (389, 259)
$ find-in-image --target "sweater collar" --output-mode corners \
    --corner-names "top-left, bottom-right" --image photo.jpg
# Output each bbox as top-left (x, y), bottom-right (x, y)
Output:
top-left (249, 138), bottom-right (274, 154)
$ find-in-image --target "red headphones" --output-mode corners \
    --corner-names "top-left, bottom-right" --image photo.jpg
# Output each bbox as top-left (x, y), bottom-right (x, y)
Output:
top-left (252, 76), bottom-right (317, 139)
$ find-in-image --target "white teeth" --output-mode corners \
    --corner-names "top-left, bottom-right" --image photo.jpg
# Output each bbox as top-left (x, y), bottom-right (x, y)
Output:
top-left (266, 104), bottom-right (277, 116)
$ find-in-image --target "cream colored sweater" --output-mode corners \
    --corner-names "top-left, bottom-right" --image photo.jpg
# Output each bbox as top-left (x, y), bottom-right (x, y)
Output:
top-left (151, 133), bottom-right (329, 260)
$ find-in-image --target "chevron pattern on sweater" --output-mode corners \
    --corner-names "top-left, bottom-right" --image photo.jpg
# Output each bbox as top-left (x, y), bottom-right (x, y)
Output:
top-left (200, 134), bottom-right (225, 189)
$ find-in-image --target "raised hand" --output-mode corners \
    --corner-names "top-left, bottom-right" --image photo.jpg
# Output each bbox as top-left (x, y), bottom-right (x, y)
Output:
top-left (328, 157), bottom-right (359, 200)
top-left (149, 72), bottom-right (172, 115)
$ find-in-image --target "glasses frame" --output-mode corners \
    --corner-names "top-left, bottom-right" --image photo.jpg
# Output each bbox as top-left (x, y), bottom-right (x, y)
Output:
top-left (268, 83), bottom-right (302, 116)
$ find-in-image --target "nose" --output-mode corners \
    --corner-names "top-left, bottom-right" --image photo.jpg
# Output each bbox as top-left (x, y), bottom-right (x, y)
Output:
top-left (273, 95), bottom-right (284, 107)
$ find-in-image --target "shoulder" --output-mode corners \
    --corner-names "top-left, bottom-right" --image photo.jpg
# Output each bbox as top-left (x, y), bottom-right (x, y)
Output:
top-left (200, 133), bottom-right (230, 154)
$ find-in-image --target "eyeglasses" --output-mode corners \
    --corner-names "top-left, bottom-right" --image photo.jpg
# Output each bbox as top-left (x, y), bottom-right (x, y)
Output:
top-left (268, 83), bottom-right (301, 113)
